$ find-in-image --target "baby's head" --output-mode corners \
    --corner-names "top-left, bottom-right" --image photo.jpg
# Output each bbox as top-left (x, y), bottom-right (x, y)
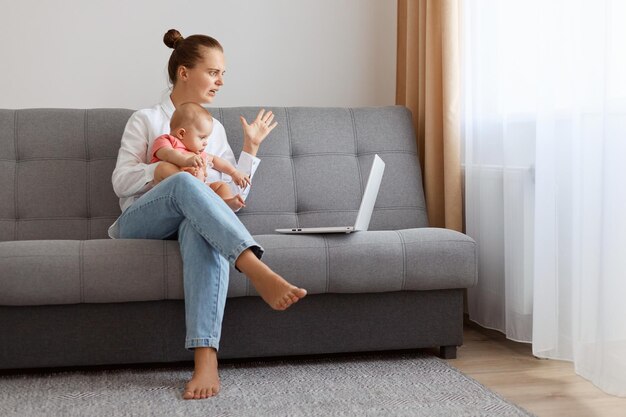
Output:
top-left (170, 102), bottom-right (213, 153)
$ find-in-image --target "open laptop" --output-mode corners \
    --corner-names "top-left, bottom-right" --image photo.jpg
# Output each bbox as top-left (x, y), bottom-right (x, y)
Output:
top-left (276, 154), bottom-right (385, 234)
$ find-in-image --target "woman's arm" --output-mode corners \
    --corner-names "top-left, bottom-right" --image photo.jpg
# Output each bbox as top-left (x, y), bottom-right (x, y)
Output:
top-left (209, 120), bottom-right (260, 201)
top-left (203, 110), bottom-right (276, 201)
top-left (112, 111), bottom-right (158, 198)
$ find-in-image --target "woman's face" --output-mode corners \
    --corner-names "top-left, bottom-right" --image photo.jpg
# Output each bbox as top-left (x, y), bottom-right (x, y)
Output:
top-left (178, 47), bottom-right (225, 104)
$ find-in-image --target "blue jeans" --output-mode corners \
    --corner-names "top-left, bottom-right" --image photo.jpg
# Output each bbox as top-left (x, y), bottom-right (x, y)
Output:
top-left (117, 172), bottom-right (263, 351)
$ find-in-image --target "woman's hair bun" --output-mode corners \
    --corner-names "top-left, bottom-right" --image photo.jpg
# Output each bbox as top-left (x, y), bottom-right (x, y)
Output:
top-left (163, 29), bottom-right (184, 49)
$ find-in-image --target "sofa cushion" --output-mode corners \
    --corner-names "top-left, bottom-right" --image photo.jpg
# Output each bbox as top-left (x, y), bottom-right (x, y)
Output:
top-left (0, 228), bottom-right (476, 306)
top-left (224, 107), bottom-right (429, 235)
top-left (0, 109), bottom-right (132, 242)
top-left (0, 107), bottom-right (428, 241)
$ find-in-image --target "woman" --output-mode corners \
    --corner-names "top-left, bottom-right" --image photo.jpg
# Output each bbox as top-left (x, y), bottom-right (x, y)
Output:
top-left (109, 29), bottom-right (307, 400)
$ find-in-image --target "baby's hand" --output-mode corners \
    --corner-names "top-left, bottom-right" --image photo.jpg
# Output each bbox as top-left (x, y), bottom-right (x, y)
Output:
top-left (181, 166), bottom-right (201, 178)
top-left (230, 170), bottom-right (251, 188)
top-left (183, 154), bottom-right (205, 168)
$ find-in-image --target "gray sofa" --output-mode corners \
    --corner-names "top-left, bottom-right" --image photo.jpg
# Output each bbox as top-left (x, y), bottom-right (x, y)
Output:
top-left (0, 106), bottom-right (477, 370)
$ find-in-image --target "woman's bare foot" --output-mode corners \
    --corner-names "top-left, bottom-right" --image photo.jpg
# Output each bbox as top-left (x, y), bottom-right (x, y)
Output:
top-left (235, 249), bottom-right (307, 310)
top-left (182, 347), bottom-right (220, 400)
top-left (223, 195), bottom-right (245, 211)
top-left (251, 270), bottom-right (307, 310)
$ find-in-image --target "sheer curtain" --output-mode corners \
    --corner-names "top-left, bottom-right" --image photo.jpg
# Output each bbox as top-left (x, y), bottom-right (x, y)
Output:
top-left (462, 0), bottom-right (626, 396)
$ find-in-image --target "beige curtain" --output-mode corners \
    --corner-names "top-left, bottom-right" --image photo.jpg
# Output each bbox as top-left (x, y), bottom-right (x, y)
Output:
top-left (396, 0), bottom-right (462, 231)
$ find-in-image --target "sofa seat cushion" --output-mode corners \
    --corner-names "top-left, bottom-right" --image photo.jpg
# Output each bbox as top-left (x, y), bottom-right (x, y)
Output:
top-left (0, 240), bottom-right (181, 306)
top-left (0, 228), bottom-right (476, 306)
top-left (240, 228), bottom-right (477, 296)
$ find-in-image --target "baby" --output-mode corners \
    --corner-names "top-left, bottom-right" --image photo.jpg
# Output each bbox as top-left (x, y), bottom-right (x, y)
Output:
top-left (151, 102), bottom-right (250, 211)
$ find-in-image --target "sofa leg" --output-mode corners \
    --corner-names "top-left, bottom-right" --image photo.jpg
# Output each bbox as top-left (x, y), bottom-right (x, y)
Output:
top-left (439, 345), bottom-right (457, 359)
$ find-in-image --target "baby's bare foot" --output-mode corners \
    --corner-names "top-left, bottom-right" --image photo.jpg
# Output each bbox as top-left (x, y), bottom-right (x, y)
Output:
top-left (183, 347), bottom-right (220, 400)
top-left (252, 271), bottom-right (307, 310)
top-left (224, 195), bottom-right (245, 211)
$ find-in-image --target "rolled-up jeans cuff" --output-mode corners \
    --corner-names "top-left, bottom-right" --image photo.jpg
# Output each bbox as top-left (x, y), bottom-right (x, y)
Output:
top-left (228, 241), bottom-right (264, 272)
top-left (185, 338), bottom-right (220, 351)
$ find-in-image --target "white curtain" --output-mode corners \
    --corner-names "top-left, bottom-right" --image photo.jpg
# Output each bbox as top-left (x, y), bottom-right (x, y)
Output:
top-left (462, 0), bottom-right (626, 396)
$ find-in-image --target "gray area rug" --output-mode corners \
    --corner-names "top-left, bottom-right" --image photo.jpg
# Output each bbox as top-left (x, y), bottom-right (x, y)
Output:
top-left (0, 352), bottom-right (535, 417)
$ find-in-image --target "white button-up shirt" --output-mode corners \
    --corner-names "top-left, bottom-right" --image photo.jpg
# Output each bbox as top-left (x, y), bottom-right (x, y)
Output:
top-left (108, 96), bottom-right (260, 238)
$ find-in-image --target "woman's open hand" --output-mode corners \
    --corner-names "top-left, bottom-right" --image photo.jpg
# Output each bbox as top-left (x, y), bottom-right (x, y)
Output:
top-left (240, 109), bottom-right (277, 156)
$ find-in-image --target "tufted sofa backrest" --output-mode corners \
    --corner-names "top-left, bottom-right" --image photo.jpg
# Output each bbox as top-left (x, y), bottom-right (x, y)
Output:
top-left (0, 107), bottom-right (428, 241)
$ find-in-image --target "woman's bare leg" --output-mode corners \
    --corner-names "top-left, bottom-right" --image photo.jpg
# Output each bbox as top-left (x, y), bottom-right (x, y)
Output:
top-left (182, 250), bottom-right (306, 401)
top-left (121, 174), bottom-right (305, 399)
top-left (182, 250), bottom-right (306, 400)
top-left (235, 248), bottom-right (307, 310)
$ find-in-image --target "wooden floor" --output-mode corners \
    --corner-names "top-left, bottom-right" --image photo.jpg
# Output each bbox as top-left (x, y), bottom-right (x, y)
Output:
top-left (446, 323), bottom-right (626, 417)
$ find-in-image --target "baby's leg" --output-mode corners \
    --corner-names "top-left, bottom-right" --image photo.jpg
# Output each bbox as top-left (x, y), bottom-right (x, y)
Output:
top-left (209, 181), bottom-right (245, 211)
top-left (209, 181), bottom-right (233, 199)
top-left (154, 161), bottom-right (183, 184)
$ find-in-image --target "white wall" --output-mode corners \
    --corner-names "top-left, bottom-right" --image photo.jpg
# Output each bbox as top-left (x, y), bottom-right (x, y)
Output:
top-left (1, 0), bottom-right (397, 109)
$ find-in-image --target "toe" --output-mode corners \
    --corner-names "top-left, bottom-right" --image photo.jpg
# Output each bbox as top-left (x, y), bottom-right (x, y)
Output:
top-left (183, 390), bottom-right (194, 399)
